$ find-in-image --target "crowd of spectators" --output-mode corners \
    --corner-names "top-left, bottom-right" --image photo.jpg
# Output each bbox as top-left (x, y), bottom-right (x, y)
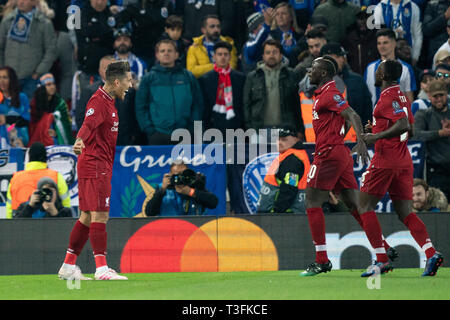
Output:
top-left (0, 0), bottom-right (449, 215)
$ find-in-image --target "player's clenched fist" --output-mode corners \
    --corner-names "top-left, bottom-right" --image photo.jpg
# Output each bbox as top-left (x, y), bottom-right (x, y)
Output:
top-left (73, 138), bottom-right (85, 155)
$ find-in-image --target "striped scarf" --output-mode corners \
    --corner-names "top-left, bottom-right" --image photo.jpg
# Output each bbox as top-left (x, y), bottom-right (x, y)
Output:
top-left (213, 64), bottom-right (235, 120)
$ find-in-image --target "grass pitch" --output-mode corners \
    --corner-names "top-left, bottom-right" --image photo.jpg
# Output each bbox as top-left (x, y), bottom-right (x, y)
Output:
top-left (0, 268), bottom-right (448, 300)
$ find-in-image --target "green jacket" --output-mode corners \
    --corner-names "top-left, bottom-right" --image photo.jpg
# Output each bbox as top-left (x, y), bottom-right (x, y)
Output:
top-left (243, 60), bottom-right (303, 133)
top-left (135, 63), bottom-right (204, 136)
top-left (312, 0), bottom-right (360, 44)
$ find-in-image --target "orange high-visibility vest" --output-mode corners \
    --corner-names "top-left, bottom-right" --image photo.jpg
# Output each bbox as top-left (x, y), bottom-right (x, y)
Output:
top-left (299, 88), bottom-right (357, 143)
top-left (264, 148), bottom-right (311, 189)
top-left (9, 168), bottom-right (58, 210)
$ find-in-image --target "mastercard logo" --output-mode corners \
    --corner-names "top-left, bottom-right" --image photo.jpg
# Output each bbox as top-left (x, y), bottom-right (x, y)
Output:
top-left (120, 217), bottom-right (279, 273)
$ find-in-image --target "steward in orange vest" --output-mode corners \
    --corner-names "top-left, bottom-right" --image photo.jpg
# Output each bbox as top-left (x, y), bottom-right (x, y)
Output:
top-left (257, 126), bottom-right (311, 213)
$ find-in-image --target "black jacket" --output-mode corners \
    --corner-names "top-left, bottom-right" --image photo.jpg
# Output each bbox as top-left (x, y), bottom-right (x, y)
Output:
top-left (423, 0), bottom-right (450, 67)
top-left (198, 69), bottom-right (246, 133)
top-left (14, 198), bottom-right (72, 218)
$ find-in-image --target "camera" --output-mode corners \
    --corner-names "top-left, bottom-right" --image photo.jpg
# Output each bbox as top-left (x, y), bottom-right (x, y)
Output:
top-left (39, 188), bottom-right (53, 202)
top-left (169, 169), bottom-right (206, 190)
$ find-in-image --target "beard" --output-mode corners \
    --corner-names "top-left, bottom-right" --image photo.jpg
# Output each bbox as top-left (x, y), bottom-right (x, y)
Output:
top-left (115, 44), bottom-right (131, 55)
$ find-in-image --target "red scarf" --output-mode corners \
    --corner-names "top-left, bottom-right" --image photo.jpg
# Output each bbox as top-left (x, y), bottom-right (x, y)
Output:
top-left (213, 64), bottom-right (235, 120)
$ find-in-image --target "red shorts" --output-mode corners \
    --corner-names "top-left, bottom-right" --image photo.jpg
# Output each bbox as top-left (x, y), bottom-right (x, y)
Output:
top-left (78, 175), bottom-right (112, 212)
top-left (360, 166), bottom-right (413, 200)
top-left (306, 144), bottom-right (358, 193)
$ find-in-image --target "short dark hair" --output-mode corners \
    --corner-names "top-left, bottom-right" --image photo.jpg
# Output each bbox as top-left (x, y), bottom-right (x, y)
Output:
top-left (383, 59), bottom-right (403, 81)
top-left (376, 28), bottom-right (396, 40)
top-left (319, 55), bottom-right (339, 77)
top-left (165, 15), bottom-right (183, 29)
top-left (262, 39), bottom-right (282, 53)
top-left (105, 61), bottom-right (130, 83)
top-left (306, 28), bottom-right (326, 40)
top-left (202, 14), bottom-right (220, 27)
top-left (213, 41), bottom-right (232, 53)
top-left (413, 178), bottom-right (429, 192)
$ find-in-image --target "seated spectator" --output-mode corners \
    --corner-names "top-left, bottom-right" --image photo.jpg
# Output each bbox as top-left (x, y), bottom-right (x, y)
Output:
top-left (312, 0), bottom-right (360, 44)
top-left (0, 66), bottom-right (30, 147)
top-left (412, 178), bottom-right (449, 213)
top-left (159, 15), bottom-right (191, 68)
top-left (242, 9), bottom-right (275, 74)
top-left (373, 0), bottom-right (423, 66)
top-left (244, 39), bottom-right (303, 137)
top-left (199, 41), bottom-right (245, 134)
top-left (411, 69), bottom-right (435, 115)
top-left (342, 6), bottom-right (378, 76)
top-left (364, 28), bottom-right (416, 106)
top-left (413, 79), bottom-right (450, 201)
top-left (0, 0), bottom-right (57, 99)
top-left (257, 126), bottom-right (310, 214)
top-left (136, 39), bottom-right (203, 145)
top-left (28, 73), bottom-right (74, 147)
top-left (186, 14), bottom-right (238, 78)
top-left (113, 27), bottom-right (147, 86)
top-left (14, 176), bottom-right (72, 218)
top-left (6, 142), bottom-right (71, 219)
top-left (270, 2), bottom-right (303, 68)
top-left (145, 160), bottom-right (218, 216)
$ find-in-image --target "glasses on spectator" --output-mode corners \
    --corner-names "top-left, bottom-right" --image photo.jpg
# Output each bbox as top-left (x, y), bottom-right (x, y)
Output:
top-left (436, 72), bottom-right (449, 79)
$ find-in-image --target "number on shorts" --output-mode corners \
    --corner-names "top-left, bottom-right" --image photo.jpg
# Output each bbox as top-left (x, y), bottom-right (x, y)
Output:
top-left (307, 165), bottom-right (317, 182)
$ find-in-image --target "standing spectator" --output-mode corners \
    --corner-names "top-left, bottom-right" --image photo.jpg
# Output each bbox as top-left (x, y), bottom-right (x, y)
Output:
top-left (112, 27), bottom-right (147, 85)
top-left (6, 141), bottom-right (71, 219)
top-left (364, 28), bottom-right (416, 106)
top-left (0, 66), bottom-right (29, 147)
top-left (186, 14), bottom-right (238, 78)
top-left (285, 0), bottom-right (315, 31)
top-left (115, 0), bottom-right (175, 68)
top-left (270, 2), bottom-right (303, 67)
top-left (242, 9), bottom-right (275, 74)
top-left (198, 41), bottom-right (245, 134)
top-left (423, 0), bottom-right (450, 69)
top-left (135, 39), bottom-right (203, 145)
top-left (28, 73), bottom-right (74, 147)
top-left (159, 15), bottom-right (191, 67)
top-left (342, 6), bottom-right (379, 76)
top-left (75, 0), bottom-right (115, 76)
top-left (412, 178), bottom-right (449, 213)
top-left (243, 39), bottom-right (303, 136)
top-left (294, 29), bottom-right (327, 81)
top-left (0, 0), bottom-right (57, 99)
top-left (180, 0), bottom-right (235, 41)
top-left (312, 0), bottom-right (360, 45)
top-left (413, 79), bottom-right (450, 201)
top-left (396, 38), bottom-right (422, 93)
top-left (373, 0), bottom-right (423, 66)
top-left (411, 69), bottom-right (435, 115)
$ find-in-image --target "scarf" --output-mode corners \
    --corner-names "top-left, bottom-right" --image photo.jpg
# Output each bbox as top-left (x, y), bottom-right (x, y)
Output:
top-left (8, 8), bottom-right (35, 43)
top-left (213, 64), bottom-right (235, 120)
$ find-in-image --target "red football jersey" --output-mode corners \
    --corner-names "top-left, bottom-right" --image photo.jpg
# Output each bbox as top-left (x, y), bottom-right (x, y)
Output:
top-left (370, 85), bottom-right (414, 169)
top-left (312, 80), bottom-right (350, 154)
top-left (76, 87), bottom-right (119, 178)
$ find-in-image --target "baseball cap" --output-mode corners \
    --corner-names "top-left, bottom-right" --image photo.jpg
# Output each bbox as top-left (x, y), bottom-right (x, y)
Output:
top-left (428, 79), bottom-right (447, 96)
top-left (320, 42), bottom-right (347, 57)
top-left (278, 126), bottom-right (298, 138)
top-left (247, 12), bottom-right (265, 33)
top-left (435, 50), bottom-right (450, 63)
top-left (113, 27), bottom-right (131, 39)
top-left (419, 69), bottom-right (435, 83)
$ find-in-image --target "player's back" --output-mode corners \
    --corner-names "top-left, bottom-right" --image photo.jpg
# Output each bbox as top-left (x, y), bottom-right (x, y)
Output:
top-left (312, 80), bottom-right (349, 154)
top-left (371, 85), bottom-right (413, 169)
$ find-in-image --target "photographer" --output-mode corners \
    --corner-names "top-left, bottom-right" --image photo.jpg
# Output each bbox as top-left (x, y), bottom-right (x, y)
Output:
top-left (13, 177), bottom-right (72, 218)
top-left (145, 160), bottom-right (218, 216)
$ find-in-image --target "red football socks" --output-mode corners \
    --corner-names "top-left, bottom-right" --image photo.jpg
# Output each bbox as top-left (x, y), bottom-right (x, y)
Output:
top-left (90, 222), bottom-right (108, 268)
top-left (306, 207), bottom-right (328, 264)
top-left (403, 213), bottom-right (436, 259)
top-left (64, 220), bottom-right (90, 265)
top-left (361, 211), bottom-right (388, 263)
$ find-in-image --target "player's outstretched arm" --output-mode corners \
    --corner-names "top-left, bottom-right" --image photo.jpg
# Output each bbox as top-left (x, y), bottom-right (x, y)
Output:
top-left (340, 107), bottom-right (370, 165)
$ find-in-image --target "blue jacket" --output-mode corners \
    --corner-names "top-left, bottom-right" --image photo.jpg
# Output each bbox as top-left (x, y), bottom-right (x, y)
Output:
top-left (135, 63), bottom-right (203, 136)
